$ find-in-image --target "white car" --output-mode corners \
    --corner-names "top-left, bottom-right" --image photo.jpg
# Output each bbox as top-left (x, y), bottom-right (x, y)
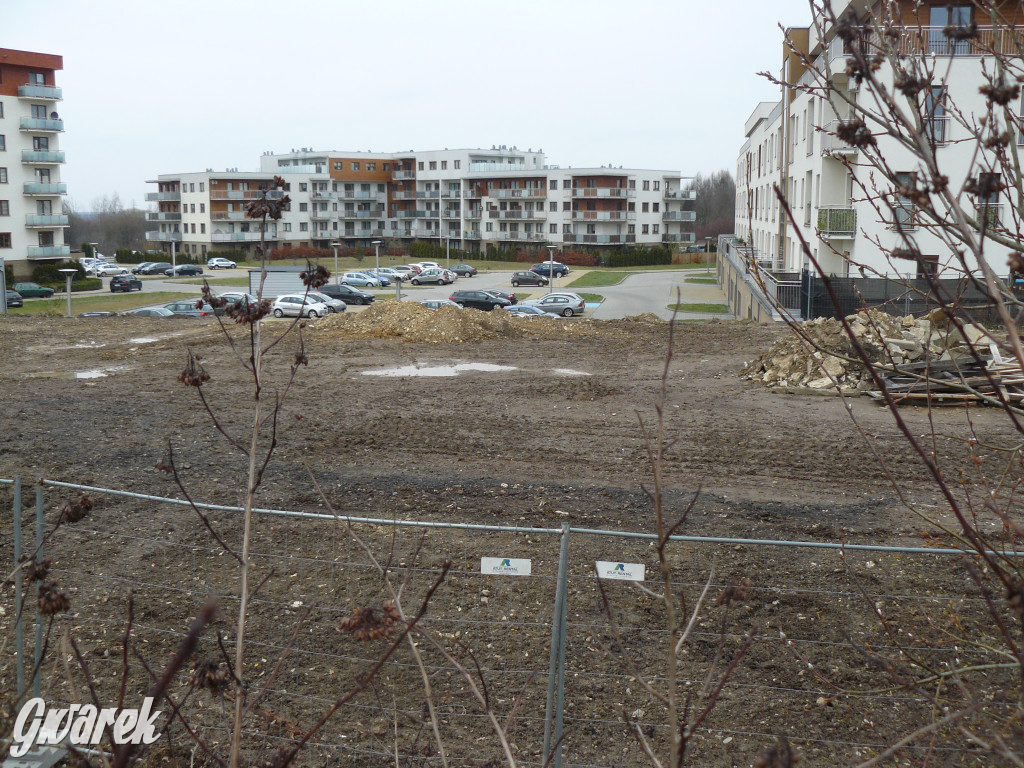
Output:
top-left (412, 261), bottom-right (441, 270)
top-left (307, 291), bottom-right (346, 313)
top-left (95, 263), bottom-right (129, 277)
top-left (340, 272), bottom-right (381, 287)
top-left (271, 294), bottom-right (331, 318)
top-left (207, 257), bottom-right (238, 270)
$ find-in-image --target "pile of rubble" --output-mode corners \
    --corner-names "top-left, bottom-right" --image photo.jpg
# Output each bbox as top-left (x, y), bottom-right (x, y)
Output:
top-left (311, 300), bottom-right (608, 343)
top-left (741, 309), bottom-right (992, 392)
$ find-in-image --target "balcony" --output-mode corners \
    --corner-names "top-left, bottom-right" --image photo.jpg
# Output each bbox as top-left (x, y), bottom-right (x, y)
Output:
top-left (662, 211), bottom-right (696, 221)
top-left (146, 191), bottom-right (181, 202)
top-left (20, 117), bottom-right (64, 133)
top-left (571, 211), bottom-right (627, 221)
top-left (464, 208), bottom-right (482, 219)
top-left (563, 234), bottom-right (634, 244)
top-left (489, 210), bottom-right (545, 220)
top-left (23, 182), bottom-right (67, 196)
top-left (209, 190), bottom-right (263, 200)
top-left (663, 234), bottom-right (695, 243)
top-left (463, 231), bottom-right (482, 240)
top-left (977, 204), bottom-right (1002, 229)
top-left (817, 206), bottom-right (857, 237)
top-left (392, 170), bottom-right (415, 180)
top-left (463, 189), bottom-right (483, 199)
top-left (337, 191), bottom-right (385, 201)
top-left (210, 211), bottom-right (248, 221)
top-left (469, 161), bottom-right (528, 173)
top-left (441, 189), bottom-right (461, 198)
top-left (492, 189), bottom-right (546, 199)
top-left (25, 214), bottom-right (68, 228)
top-left (22, 150), bottom-right (65, 165)
top-left (311, 191), bottom-right (333, 201)
top-left (18, 84), bottom-right (62, 100)
top-left (442, 208), bottom-right (462, 218)
top-left (820, 120), bottom-right (862, 156)
top-left (493, 231), bottom-right (545, 242)
top-left (338, 228), bottom-right (385, 238)
top-left (339, 210), bottom-right (377, 219)
top-left (310, 212), bottom-right (333, 221)
top-left (569, 187), bottom-right (634, 199)
top-left (27, 244), bottom-right (71, 259)
top-left (145, 231), bottom-right (182, 242)
top-left (416, 190), bottom-right (441, 199)
top-left (664, 190), bottom-right (696, 200)
top-left (395, 210), bottom-right (429, 219)
top-left (146, 212), bottom-right (182, 222)
top-left (211, 232), bottom-right (266, 242)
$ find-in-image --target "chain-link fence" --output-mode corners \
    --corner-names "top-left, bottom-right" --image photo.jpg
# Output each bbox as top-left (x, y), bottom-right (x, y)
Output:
top-left (1, 478), bottom-right (1014, 767)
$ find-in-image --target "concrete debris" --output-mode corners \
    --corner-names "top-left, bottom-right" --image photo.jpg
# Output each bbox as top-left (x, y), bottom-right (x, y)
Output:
top-left (741, 309), bottom-right (988, 393)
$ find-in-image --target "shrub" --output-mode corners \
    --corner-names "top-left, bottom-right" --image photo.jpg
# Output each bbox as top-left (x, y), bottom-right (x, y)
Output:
top-left (32, 261), bottom-right (85, 284)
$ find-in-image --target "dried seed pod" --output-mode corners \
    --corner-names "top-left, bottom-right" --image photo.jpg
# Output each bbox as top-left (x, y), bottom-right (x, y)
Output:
top-left (38, 581), bottom-right (71, 615)
top-left (20, 555), bottom-right (51, 582)
top-left (178, 351), bottom-right (211, 388)
top-left (338, 599), bottom-right (402, 641)
top-left (192, 659), bottom-right (230, 694)
top-left (59, 494), bottom-right (93, 524)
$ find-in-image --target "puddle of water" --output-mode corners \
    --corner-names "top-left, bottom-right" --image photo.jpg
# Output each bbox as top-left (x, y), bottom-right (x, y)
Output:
top-left (363, 362), bottom-right (518, 378)
top-left (553, 368), bottom-right (591, 376)
top-left (76, 369), bottom-right (108, 379)
top-left (128, 337), bottom-right (160, 344)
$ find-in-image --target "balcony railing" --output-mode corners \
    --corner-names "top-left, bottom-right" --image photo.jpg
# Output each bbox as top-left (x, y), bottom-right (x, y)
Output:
top-left (339, 210), bottom-right (377, 219)
top-left (392, 170), bottom-right (415, 180)
top-left (820, 120), bottom-right (861, 155)
top-left (211, 232), bottom-right (266, 242)
top-left (664, 190), bottom-right (696, 200)
top-left (493, 231), bottom-right (546, 241)
top-left (488, 210), bottom-right (545, 220)
top-left (492, 189), bottom-right (546, 199)
top-left (571, 211), bottom-right (627, 221)
top-left (145, 231), bottom-right (183, 242)
top-left (209, 190), bottom-right (262, 200)
top-left (337, 191), bottom-right (385, 201)
top-left (464, 208), bottom-right (482, 219)
top-left (463, 189), bottom-right (483, 199)
top-left (817, 206), bottom-right (857, 237)
top-left (416, 191), bottom-right (441, 199)
top-left (27, 244), bottom-right (71, 259)
top-left (18, 84), bottom-right (62, 100)
top-left (210, 211), bottom-right (248, 221)
top-left (25, 214), bottom-right (68, 228)
top-left (569, 188), bottom-right (634, 198)
top-left (442, 209), bottom-right (462, 218)
top-left (146, 212), bottom-right (182, 222)
top-left (310, 191), bottom-right (332, 200)
top-left (20, 117), bottom-right (64, 132)
top-left (394, 210), bottom-right (429, 218)
top-left (564, 234), bottom-right (635, 244)
top-left (977, 204), bottom-right (1002, 229)
top-left (310, 212), bottom-right (332, 221)
top-left (338, 228), bottom-right (385, 238)
top-left (441, 190), bottom-right (462, 198)
top-left (463, 231), bottom-right (482, 239)
top-left (662, 234), bottom-right (695, 243)
top-left (146, 191), bottom-right (181, 202)
top-left (468, 162), bottom-right (528, 173)
top-left (22, 150), bottom-right (65, 164)
top-left (662, 211), bottom-right (696, 221)
top-left (23, 182), bottom-right (67, 195)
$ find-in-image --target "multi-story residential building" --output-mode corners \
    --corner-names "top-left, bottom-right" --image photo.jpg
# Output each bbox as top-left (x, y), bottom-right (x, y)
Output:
top-left (146, 147), bottom-right (695, 259)
top-left (0, 48), bottom-right (67, 279)
top-left (732, 2), bottom-right (1023, 285)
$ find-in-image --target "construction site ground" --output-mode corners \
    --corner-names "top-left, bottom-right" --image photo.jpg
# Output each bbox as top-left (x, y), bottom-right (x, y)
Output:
top-left (0, 309), bottom-right (1012, 767)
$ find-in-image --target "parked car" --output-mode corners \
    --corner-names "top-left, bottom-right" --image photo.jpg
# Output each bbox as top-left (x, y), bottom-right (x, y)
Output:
top-left (412, 261), bottom-right (441, 270)
top-left (319, 283), bottom-right (375, 305)
top-left (110, 275), bottom-right (143, 293)
top-left (340, 272), bottom-right (381, 287)
top-left (451, 264), bottom-right (477, 277)
top-left (419, 299), bottom-right (463, 310)
top-left (369, 267), bottom-right (403, 282)
top-left (307, 291), bottom-right (347, 313)
top-left (138, 262), bottom-right (172, 275)
top-left (128, 307), bottom-right (175, 317)
top-left (392, 266), bottom-right (417, 281)
top-left (530, 261), bottom-right (571, 278)
top-left (510, 270), bottom-right (548, 287)
top-left (4, 290), bottom-right (24, 308)
top-left (163, 299), bottom-right (215, 317)
top-left (131, 262), bottom-right (156, 275)
top-left (441, 269), bottom-right (457, 283)
top-left (522, 292), bottom-right (586, 317)
top-left (95, 263), bottom-right (130, 277)
top-left (165, 264), bottom-right (204, 276)
top-left (271, 294), bottom-right (331, 318)
top-left (358, 270), bottom-right (390, 286)
top-left (449, 290), bottom-right (511, 311)
top-left (505, 305), bottom-right (560, 318)
top-left (483, 289), bottom-right (518, 305)
top-left (13, 282), bottom-right (54, 298)
top-left (410, 268), bottom-right (451, 286)
top-left (207, 257), bottom-right (238, 270)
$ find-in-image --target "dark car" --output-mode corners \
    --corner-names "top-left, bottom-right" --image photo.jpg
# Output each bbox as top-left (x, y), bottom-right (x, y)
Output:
top-left (131, 262), bottom-right (155, 274)
top-left (4, 290), bottom-right (23, 308)
top-left (449, 290), bottom-right (511, 311)
top-left (510, 270), bottom-right (548, 287)
top-left (138, 262), bottom-right (172, 275)
top-left (483, 289), bottom-right (518, 305)
top-left (110, 275), bottom-right (143, 293)
top-left (451, 264), bottom-right (477, 277)
top-left (13, 282), bottom-right (55, 298)
top-left (530, 261), bottom-right (570, 278)
top-left (163, 299), bottom-right (215, 317)
top-left (165, 264), bottom-right (204, 276)
top-left (319, 283), bottom-right (375, 305)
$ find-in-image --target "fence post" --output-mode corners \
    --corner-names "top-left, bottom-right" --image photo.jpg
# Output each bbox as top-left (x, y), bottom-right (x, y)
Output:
top-left (14, 476), bottom-right (24, 697)
top-left (33, 480), bottom-right (44, 699)
top-left (543, 522), bottom-right (570, 766)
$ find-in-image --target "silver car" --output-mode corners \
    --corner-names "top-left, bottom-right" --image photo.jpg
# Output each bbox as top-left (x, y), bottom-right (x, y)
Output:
top-left (271, 294), bottom-right (331, 318)
top-left (307, 291), bottom-right (347, 313)
top-left (410, 268), bottom-right (451, 286)
top-left (522, 293), bottom-right (586, 317)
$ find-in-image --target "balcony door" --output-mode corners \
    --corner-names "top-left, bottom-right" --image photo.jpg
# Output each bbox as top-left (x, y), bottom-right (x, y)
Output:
top-left (929, 5), bottom-right (973, 55)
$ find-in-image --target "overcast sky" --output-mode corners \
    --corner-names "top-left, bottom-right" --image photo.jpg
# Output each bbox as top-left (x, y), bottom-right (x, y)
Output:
top-left (6, 0), bottom-right (812, 212)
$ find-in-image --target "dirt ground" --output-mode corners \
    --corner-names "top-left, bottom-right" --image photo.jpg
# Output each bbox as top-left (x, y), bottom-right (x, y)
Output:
top-left (0, 312), bottom-right (1016, 767)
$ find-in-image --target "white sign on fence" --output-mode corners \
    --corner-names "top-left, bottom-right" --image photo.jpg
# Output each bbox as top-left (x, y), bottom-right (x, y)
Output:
top-left (595, 561), bottom-right (645, 582)
top-left (481, 557), bottom-right (532, 576)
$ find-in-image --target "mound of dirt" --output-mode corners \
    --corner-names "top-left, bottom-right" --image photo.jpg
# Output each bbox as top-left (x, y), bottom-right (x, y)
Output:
top-left (312, 300), bottom-right (609, 342)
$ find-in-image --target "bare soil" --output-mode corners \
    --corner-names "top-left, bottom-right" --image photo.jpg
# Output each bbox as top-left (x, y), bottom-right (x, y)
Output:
top-left (0, 313), bottom-right (1015, 767)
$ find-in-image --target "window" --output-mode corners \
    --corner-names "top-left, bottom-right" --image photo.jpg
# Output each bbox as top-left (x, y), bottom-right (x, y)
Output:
top-left (642, 224), bottom-right (650, 234)
top-left (200, 203), bottom-right (205, 213)
top-left (200, 182), bottom-right (205, 192)
top-left (299, 222), bottom-right (308, 231)
top-left (549, 223), bottom-right (557, 233)
top-left (642, 202), bottom-right (649, 213)
top-left (29, 73), bottom-right (45, 85)
top-left (628, 224), bottom-right (635, 234)
top-left (299, 183), bottom-right (307, 192)
top-left (384, 163), bottom-right (391, 171)
top-left (629, 179), bottom-right (636, 189)
top-left (894, 172), bottom-right (918, 229)
top-left (0, 201), bottom-right (7, 215)
top-left (549, 201), bottom-right (557, 212)
top-left (628, 202), bottom-right (635, 212)
top-left (31, 104), bottom-right (46, 119)
top-left (486, 222), bottom-right (493, 232)
top-left (418, 162), bottom-right (424, 171)
top-left (37, 200), bottom-right (50, 215)
top-left (0, 233), bottom-right (9, 248)
top-left (352, 162), bottom-right (360, 171)
top-left (190, 204), bottom-right (196, 213)
top-left (653, 224), bottom-right (660, 234)
top-left (586, 224), bottom-right (596, 234)
top-left (283, 223), bottom-right (291, 232)
top-left (191, 223), bottom-right (196, 233)
top-left (976, 171), bottom-right (1001, 226)
top-left (334, 162), bottom-right (343, 170)
top-left (299, 202), bottom-right (308, 211)
top-left (0, 103), bottom-right (3, 118)
top-left (653, 202), bottom-right (660, 212)
top-left (929, 5), bottom-right (973, 54)
top-left (550, 179), bottom-right (558, 190)
top-left (38, 231), bottom-right (54, 247)
top-left (429, 161), bottom-right (437, 170)
top-left (643, 180), bottom-right (650, 191)
top-left (190, 183), bottom-right (195, 192)
top-left (200, 223), bottom-right (206, 234)
top-left (454, 160), bottom-right (460, 169)
top-left (367, 162), bottom-right (376, 171)
top-left (0, 136), bottom-right (5, 151)
top-left (440, 161), bottom-right (447, 170)
top-left (925, 87), bottom-right (948, 143)
top-left (654, 181), bottom-right (660, 191)
top-left (563, 201), bottom-right (570, 211)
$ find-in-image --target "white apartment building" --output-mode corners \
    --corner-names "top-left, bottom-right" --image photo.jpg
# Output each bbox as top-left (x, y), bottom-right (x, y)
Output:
top-left (146, 147), bottom-right (695, 259)
top-left (0, 48), bottom-right (68, 279)
top-left (734, 2), bottom-right (1023, 279)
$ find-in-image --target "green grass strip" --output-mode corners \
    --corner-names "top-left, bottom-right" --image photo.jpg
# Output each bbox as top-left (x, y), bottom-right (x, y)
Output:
top-left (666, 302), bottom-right (730, 314)
top-left (7, 291), bottom-right (196, 315)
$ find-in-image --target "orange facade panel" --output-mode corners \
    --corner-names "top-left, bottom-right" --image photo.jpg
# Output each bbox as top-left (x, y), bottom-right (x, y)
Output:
top-left (0, 48), bottom-right (62, 97)
top-left (571, 175), bottom-right (629, 189)
top-left (328, 158), bottom-right (393, 183)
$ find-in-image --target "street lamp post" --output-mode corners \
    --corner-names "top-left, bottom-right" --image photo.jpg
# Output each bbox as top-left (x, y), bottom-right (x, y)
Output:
top-left (705, 236), bottom-right (713, 274)
top-left (546, 244), bottom-right (557, 294)
top-left (58, 269), bottom-right (77, 317)
top-left (330, 241), bottom-right (341, 284)
top-left (372, 240), bottom-right (382, 282)
top-left (445, 237), bottom-right (451, 270)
